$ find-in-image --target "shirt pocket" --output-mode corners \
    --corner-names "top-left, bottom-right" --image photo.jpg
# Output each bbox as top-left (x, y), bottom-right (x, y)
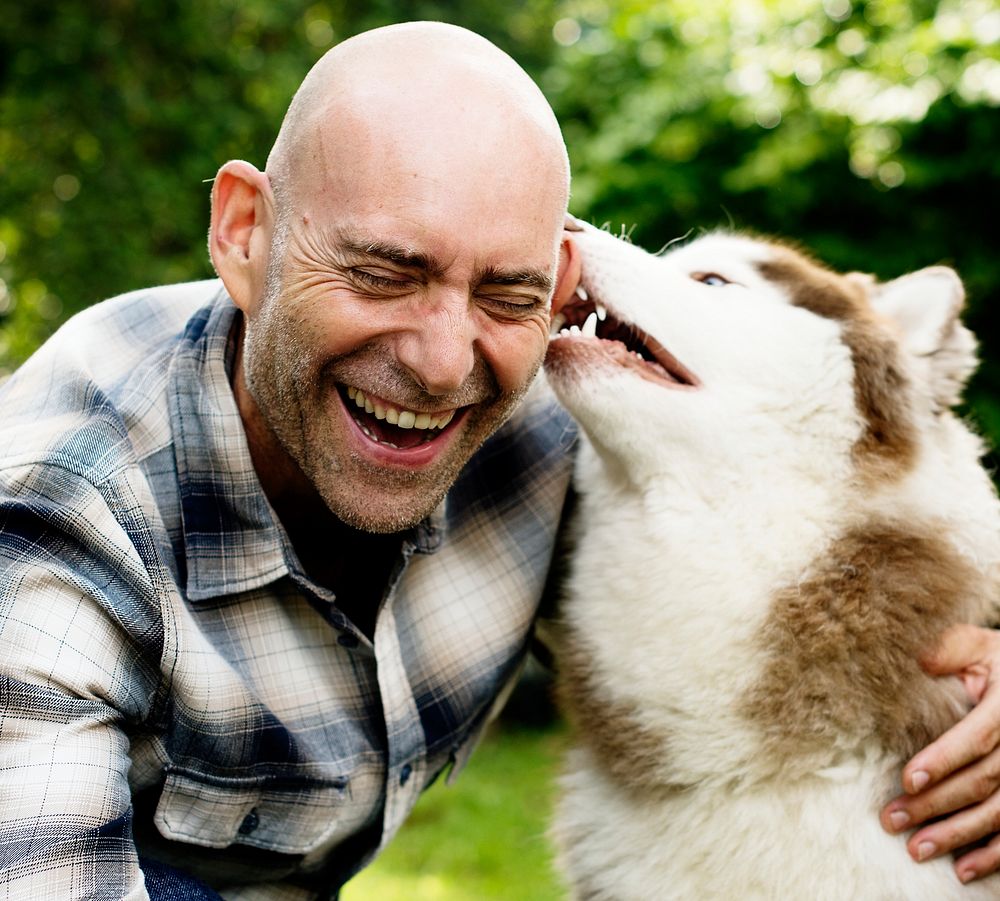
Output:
top-left (153, 764), bottom-right (349, 855)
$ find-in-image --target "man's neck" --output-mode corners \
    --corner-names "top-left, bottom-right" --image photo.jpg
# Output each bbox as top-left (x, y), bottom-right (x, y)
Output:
top-left (281, 501), bottom-right (403, 640)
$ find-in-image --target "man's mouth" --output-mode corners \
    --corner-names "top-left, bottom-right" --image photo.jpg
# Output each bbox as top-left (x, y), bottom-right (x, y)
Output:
top-left (339, 384), bottom-right (461, 450)
top-left (548, 286), bottom-right (699, 388)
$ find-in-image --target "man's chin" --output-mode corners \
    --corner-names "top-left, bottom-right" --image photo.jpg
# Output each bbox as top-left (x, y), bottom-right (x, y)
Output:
top-left (311, 391), bottom-right (529, 534)
top-left (321, 484), bottom-right (447, 535)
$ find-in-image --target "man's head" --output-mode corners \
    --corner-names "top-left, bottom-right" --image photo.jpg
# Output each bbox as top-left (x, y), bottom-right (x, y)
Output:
top-left (209, 22), bottom-right (579, 533)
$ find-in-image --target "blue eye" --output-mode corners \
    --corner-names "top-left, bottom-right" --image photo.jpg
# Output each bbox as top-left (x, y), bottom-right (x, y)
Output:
top-left (693, 272), bottom-right (730, 287)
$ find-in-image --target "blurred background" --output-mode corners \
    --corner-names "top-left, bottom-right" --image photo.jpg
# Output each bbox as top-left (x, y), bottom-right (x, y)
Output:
top-left (1, 0), bottom-right (998, 897)
top-left (2, 0), bottom-right (999, 449)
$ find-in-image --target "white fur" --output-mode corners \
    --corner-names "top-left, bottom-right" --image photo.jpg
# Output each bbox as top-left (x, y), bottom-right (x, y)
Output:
top-left (547, 225), bottom-right (1000, 899)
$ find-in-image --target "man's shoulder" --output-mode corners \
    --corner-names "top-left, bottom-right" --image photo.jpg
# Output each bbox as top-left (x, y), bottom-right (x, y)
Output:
top-left (58, 278), bottom-right (226, 355)
top-left (0, 279), bottom-right (229, 479)
top-left (7, 278), bottom-right (225, 383)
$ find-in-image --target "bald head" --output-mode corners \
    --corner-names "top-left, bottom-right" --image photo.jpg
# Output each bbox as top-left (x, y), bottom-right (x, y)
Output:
top-left (265, 22), bottom-right (570, 221)
top-left (209, 22), bottom-right (582, 534)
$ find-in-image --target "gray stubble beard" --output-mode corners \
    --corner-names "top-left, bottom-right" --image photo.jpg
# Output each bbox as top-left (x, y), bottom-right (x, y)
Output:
top-left (241, 221), bottom-right (541, 534)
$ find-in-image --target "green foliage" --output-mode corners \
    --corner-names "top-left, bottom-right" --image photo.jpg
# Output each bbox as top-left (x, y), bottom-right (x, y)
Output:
top-left (1, 0), bottom-right (998, 453)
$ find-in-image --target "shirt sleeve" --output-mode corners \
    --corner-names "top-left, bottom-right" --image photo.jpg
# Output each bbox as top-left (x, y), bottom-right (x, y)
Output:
top-left (0, 467), bottom-right (163, 900)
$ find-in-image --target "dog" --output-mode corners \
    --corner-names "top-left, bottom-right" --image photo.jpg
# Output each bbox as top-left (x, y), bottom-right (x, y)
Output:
top-left (542, 222), bottom-right (1000, 900)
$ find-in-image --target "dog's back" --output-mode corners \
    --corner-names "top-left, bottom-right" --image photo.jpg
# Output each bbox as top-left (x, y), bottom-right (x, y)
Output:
top-left (544, 224), bottom-right (1000, 899)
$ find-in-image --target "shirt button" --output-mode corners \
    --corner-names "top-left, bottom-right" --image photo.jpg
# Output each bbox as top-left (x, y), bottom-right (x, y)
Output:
top-left (399, 763), bottom-right (413, 786)
top-left (238, 808), bottom-right (260, 835)
top-left (337, 632), bottom-right (359, 649)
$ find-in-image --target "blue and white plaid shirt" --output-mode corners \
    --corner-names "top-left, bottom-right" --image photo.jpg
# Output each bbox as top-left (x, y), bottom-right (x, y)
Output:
top-left (0, 281), bottom-right (576, 900)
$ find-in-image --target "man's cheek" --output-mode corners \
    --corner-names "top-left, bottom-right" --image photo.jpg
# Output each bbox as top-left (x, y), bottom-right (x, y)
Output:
top-left (478, 325), bottom-right (542, 387)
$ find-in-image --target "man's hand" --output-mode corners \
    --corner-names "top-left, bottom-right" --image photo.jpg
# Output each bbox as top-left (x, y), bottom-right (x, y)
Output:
top-left (880, 624), bottom-right (1000, 884)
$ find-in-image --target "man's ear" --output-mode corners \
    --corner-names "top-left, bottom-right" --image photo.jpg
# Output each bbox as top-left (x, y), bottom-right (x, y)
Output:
top-left (209, 160), bottom-right (276, 313)
top-left (551, 232), bottom-right (582, 319)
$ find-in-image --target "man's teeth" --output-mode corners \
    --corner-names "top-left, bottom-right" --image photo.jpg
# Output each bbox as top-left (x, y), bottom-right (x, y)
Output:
top-left (346, 386), bottom-right (456, 430)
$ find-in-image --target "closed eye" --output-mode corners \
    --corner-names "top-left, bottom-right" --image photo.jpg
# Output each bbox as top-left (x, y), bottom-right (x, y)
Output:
top-left (351, 268), bottom-right (414, 291)
top-left (691, 271), bottom-right (731, 287)
top-left (476, 293), bottom-right (546, 320)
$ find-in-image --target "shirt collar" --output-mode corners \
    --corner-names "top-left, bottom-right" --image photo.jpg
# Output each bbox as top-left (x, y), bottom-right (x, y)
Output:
top-left (169, 290), bottom-right (289, 600)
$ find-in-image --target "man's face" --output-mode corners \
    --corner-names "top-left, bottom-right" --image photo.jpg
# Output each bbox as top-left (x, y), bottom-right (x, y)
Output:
top-left (241, 126), bottom-right (564, 533)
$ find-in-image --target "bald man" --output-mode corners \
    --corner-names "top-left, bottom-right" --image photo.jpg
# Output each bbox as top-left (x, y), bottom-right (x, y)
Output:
top-left (0, 22), bottom-right (579, 900)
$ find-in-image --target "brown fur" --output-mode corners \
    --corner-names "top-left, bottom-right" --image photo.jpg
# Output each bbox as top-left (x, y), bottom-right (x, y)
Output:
top-left (744, 521), bottom-right (981, 763)
top-left (556, 631), bottom-right (681, 796)
top-left (758, 253), bottom-right (917, 479)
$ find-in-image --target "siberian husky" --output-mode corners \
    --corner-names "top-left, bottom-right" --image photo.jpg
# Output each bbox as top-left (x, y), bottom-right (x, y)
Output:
top-left (543, 222), bottom-right (1000, 900)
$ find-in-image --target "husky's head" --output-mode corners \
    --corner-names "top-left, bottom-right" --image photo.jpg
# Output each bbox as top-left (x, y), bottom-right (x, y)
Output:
top-left (545, 222), bottom-right (977, 493)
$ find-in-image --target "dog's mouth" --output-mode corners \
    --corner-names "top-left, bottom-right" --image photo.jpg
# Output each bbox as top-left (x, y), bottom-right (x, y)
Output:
top-left (547, 286), bottom-right (700, 389)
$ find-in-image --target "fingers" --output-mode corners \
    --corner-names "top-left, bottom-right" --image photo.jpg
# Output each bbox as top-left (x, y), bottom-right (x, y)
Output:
top-left (920, 624), bottom-right (995, 675)
top-left (955, 832), bottom-right (1000, 885)
top-left (879, 624), bottom-right (1000, 882)
top-left (883, 745), bottom-right (1000, 834)
top-left (921, 624), bottom-right (996, 705)
top-left (900, 625), bottom-right (1000, 794)
top-left (901, 695), bottom-right (1000, 795)
top-left (901, 786), bottom-right (1000, 882)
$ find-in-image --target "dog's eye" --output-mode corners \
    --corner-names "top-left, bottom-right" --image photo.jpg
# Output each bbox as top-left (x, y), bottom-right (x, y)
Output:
top-left (692, 272), bottom-right (730, 287)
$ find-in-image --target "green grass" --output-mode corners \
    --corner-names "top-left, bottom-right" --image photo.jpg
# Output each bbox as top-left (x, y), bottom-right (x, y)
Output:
top-left (341, 724), bottom-right (569, 901)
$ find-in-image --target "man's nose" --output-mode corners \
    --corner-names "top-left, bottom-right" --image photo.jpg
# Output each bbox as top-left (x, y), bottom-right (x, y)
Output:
top-left (395, 290), bottom-right (477, 396)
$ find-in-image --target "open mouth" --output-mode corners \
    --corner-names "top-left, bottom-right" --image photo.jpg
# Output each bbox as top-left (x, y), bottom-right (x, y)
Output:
top-left (338, 384), bottom-right (463, 450)
top-left (548, 287), bottom-right (699, 388)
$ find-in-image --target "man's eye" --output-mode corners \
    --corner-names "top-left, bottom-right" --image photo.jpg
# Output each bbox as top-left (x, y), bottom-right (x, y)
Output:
top-left (352, 269), bottom-right (410, 290)
top-left (477, 294), bottom-right (543, 318)
top-left (692, 272), bottom-right (730, 287)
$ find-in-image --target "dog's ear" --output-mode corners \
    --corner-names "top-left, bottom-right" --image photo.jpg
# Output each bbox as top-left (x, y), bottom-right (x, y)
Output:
top-left (868, 267), bottom-right (978, 411)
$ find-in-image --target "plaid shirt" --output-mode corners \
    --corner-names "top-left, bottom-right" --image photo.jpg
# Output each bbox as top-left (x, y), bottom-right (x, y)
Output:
top-left (0, 281), bottom-right (576, 900)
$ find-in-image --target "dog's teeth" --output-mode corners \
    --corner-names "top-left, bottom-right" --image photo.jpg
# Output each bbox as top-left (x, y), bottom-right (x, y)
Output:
top-left (559, 327), bottom-right (571, 337)
top-left (570, 325), bottom-right (582, 336)
top-left (596, 304), bottom-right (607, 322)
top-left (551, 313), bottom-right (567, 333)
top-left (576, 286), bottom-right (589, 301)
top-left (582, 311), bottom-right (599, 338)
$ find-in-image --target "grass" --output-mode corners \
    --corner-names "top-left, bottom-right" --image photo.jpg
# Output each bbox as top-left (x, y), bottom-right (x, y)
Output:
top-left (340, 723), bottom-right (569, 901)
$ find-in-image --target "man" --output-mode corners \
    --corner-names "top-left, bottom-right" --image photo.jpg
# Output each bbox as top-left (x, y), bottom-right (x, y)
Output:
top-left (0, 22), bottom-right (580, 899)
top-left (1, 18), bottom-right (999, 901)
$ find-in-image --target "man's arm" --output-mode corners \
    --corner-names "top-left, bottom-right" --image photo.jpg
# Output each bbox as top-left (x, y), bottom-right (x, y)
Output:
top-left (0, 484), bottom-right (160, 899)
top-left (881, 624), bottom-right (1000, 884)
top-left (0, 678), bottom-right (147, 899)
